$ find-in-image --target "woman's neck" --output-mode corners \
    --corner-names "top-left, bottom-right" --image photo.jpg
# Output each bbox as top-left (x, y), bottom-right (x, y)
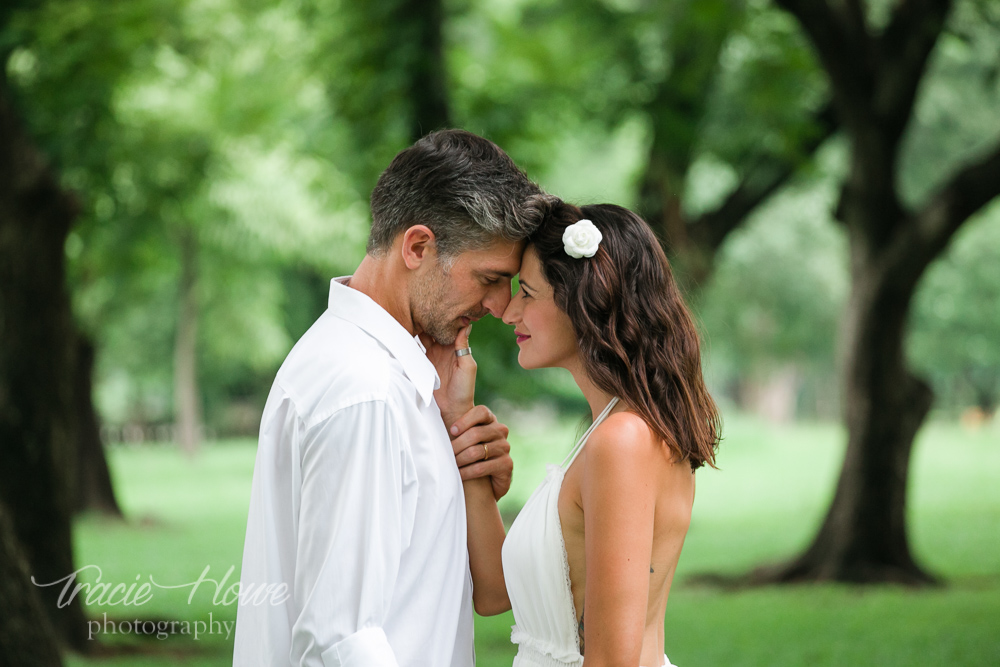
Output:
top-left (565, 356), bottom-right (617, 421)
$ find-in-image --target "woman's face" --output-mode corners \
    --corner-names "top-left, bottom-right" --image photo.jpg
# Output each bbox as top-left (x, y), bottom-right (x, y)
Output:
top-left (502, 245), bottom-right (579, 370)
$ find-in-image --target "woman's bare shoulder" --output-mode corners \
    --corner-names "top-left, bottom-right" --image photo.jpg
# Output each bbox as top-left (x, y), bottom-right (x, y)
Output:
top-left (588, 410), bottom-right (694, 473)
top-left (586, 411), bottom-right (661, 466)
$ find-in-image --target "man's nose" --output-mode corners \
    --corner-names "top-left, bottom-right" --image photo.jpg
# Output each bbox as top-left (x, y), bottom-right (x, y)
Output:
top-left (485, 286), bottom-right (512, 319)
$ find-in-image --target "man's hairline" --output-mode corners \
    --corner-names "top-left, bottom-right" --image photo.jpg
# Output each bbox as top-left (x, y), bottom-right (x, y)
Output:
top-left (369, 226), bottom-right (529, 265)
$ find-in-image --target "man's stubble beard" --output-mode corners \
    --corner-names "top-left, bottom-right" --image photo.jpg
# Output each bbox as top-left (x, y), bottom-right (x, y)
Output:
top-left (412, 263), bottom-right (461, 346)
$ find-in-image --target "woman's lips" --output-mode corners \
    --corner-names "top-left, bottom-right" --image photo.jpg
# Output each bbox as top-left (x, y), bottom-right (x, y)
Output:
top-left (515, 332), bottom-right (530, 344)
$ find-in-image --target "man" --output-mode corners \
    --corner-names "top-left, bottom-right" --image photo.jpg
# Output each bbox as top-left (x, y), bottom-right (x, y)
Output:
top-left (233, 130), bottom-right (544, 666)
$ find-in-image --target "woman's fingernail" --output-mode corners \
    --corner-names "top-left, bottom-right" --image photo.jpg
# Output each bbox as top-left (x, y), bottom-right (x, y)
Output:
top-left (451, 425), bottom-right (458, 435)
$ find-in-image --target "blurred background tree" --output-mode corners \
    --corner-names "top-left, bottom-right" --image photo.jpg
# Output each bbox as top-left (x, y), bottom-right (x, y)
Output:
top-left (765, 0), bottom-right (1000, 585)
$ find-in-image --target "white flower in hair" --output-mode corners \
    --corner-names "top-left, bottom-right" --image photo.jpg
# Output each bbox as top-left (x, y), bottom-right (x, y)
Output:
top-left (562, 219), bottom-right (602, 258)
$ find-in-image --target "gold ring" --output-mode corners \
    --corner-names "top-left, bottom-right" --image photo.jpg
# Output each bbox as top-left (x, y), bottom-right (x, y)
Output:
top-left (483, 443), bottom-right (489, 461)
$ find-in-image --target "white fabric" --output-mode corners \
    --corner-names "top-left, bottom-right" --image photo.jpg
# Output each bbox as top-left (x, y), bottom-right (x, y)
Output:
top-left (233, 277), bottom-right (474, 667)
top-left (501, 397), bottom-right (676, 667)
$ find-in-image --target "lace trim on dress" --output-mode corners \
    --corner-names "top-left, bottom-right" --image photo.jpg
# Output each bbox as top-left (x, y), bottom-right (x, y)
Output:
top-left (511, 624), bottom-right (583, 666)
top-left (552, 466), bottom-right (583, 657)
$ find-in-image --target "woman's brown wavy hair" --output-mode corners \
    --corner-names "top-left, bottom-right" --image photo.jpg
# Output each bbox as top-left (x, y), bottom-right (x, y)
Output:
top-left (528, 200), bottom-right (720, 469)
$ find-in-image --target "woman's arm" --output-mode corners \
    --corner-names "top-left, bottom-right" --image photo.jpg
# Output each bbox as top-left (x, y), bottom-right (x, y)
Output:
top-left (448, 406), bottom-right (512, 616)
top-left (423, 325), bottom-right (512, 614)
top-left (579, 415), bottom-right (659, 666)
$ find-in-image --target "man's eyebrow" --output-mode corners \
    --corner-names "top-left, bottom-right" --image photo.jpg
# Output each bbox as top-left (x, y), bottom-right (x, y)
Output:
top-left (480, 270), bottom-right (515, 279)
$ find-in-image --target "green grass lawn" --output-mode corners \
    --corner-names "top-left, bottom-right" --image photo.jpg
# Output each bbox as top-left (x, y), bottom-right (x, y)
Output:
top-left (67, 414), bottom-right (1000, 666)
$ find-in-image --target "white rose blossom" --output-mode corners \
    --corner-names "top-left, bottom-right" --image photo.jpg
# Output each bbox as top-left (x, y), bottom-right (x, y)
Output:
top-left (562, 219), bottom-right (603, 258)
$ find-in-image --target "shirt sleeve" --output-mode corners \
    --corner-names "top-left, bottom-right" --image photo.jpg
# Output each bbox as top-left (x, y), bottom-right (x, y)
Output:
top-left (289, 399), bottom-right (418, 667)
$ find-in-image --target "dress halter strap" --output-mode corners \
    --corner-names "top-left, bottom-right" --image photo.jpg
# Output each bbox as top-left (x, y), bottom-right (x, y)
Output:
top-left (560, 397), bottom-right (620, 470)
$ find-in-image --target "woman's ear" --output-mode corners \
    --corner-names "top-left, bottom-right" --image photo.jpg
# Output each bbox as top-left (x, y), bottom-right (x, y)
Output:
top-left (400, 225), bottom-right (437, 270)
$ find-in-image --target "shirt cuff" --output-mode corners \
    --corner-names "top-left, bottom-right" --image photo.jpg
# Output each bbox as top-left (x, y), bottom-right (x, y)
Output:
top-left (320, 627), bottom-right (399, 667)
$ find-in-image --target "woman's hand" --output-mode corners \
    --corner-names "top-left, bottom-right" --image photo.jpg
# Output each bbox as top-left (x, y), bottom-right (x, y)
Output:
top-left (423, 324), bottom-right (476, 426)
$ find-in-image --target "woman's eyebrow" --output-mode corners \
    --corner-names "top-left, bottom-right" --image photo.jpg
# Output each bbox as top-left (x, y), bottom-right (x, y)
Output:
top-left (517, 278), bottom-right (535, 291)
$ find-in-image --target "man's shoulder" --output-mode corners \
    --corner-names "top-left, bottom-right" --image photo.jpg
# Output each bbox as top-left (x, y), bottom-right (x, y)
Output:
top-left (274, 310), bottom-right (397, 421)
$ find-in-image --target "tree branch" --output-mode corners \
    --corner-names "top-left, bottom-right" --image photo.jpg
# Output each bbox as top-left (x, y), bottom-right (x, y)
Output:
top-left (839, 0), bottom-right (870, 40)
top-left (692, 103), bottom-right (838, 251)
top-left (909, 139), bottom-right (1000, 259)
top-left (774, 0), bottom-right (873, 109)
top-left (877, 0), bottom-right (952, 129)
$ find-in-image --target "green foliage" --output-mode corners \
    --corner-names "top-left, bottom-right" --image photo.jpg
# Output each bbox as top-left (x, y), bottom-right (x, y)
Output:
top-left (697, 143), bottom-right (849, 399)
top-left (896, 1), bottom-right (1000, 414)
top-left (908, 206), bottom-right (1000, 413)
top-left (5, 0), bottom-right (369, 428)
top-left (691, 0), bottom-right (828, 203)
top-left (899, 1), bottom-right (1000, 206)
top-left (5, 0), bottom-right (998, 429)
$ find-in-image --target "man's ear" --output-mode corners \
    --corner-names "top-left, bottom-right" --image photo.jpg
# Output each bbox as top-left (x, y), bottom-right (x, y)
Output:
top-left (400, 225), bottom-right (437, 270)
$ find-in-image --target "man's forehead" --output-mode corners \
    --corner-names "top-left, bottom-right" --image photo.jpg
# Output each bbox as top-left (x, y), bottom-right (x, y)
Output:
top-left (464, 239), bottom-right (524, 273)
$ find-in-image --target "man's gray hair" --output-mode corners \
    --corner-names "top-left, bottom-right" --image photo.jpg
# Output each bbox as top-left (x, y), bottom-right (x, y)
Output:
top-left (368, 130), bottom-right (551, 261)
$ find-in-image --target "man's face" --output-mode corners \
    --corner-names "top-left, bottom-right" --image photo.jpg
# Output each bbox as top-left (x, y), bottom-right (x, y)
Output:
top-left (412, 238), bottom-right (524, 345)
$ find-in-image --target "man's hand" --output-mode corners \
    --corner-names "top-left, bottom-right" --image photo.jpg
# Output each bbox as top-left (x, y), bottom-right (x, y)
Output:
top-left (447, 405), bottom-right (513, 501)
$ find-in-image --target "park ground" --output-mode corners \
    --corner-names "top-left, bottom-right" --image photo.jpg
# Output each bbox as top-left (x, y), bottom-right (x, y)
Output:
top-left (66, 413), bottom-right (1000, 667)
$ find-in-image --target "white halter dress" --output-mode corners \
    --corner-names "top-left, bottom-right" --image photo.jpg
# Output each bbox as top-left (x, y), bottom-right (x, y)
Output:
top-left (501, 397), bottom-right (676, 667)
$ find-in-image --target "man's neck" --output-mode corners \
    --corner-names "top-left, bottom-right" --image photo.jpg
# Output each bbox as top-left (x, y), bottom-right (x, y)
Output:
top-left (348, 255), bottom-right (417, 336)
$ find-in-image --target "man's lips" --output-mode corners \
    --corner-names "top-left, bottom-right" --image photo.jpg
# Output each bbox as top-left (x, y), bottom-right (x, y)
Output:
top-left (515, 331), bottom-right (530, 344)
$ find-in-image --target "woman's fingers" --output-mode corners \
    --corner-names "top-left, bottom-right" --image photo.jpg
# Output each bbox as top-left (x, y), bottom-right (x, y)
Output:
top-left (455, 323), bottom-right (472, 350)
top-left (448, 404), bottom-right (496, 437)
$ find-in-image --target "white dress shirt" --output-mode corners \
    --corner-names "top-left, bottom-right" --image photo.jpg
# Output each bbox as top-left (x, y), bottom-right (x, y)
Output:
top-left (233, 277), bottom-right (474, 667)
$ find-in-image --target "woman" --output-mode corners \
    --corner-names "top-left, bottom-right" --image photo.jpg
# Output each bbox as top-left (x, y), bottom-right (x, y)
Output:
top-left (440, 200), bottom-right (720, 667)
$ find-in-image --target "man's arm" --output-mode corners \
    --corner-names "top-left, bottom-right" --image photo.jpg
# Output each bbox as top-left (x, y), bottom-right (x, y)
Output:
top-left (290, 399), bottom-right (415, 667)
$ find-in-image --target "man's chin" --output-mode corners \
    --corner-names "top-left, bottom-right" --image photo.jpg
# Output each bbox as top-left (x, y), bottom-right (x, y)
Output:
top-left (425, 326), bottom-right (459, 347)
top-left (433, 333), bottom-right (459, 347)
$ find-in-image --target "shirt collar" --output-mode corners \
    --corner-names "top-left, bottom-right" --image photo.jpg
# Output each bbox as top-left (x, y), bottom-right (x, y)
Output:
top-left (327, 276), bottom-right (440, 407)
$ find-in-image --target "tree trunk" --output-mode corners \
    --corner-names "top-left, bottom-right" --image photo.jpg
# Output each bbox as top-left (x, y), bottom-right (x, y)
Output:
top-left (770, 244), bottom-right (935, 583)
top-left (759, 0), bottom-right (1000, 586)
top-left (0, 81), bottom-right (90, 650)
top-left (399, 0), bottom-right (450, 141)
top-left (174, 229), bottom-right (201, 455)
top-left (73, 335), bottom-right (122, 516)
top-left (0, 502), bottom-right (64, 667)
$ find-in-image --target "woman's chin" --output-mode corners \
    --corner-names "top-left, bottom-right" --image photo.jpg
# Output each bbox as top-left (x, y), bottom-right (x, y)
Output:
top-left (517, 351), bottom-right (548, 371)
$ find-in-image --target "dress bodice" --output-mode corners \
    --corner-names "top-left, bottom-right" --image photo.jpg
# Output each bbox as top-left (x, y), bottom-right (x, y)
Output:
top-left (501, 398), bottom-right (619, 667)
top-left (500, 397), bottom-right (676, 667)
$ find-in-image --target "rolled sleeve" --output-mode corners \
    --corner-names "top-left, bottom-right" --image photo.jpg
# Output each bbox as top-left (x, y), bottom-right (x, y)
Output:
top-left (290, 399), bottom-right (416, 667)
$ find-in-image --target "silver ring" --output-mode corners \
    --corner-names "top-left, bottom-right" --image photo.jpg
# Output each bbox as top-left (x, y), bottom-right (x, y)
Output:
top-left (455, 347), bottom-right (473, 357)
